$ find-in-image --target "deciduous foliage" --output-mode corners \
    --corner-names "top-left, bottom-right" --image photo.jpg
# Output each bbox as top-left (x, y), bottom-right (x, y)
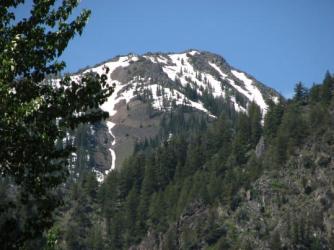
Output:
top-left (0, 1), bottom-right (112, 248)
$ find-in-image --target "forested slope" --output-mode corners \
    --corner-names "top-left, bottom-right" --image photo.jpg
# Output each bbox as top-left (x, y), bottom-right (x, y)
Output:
top-left (56, 72), bottom-right (334, 250)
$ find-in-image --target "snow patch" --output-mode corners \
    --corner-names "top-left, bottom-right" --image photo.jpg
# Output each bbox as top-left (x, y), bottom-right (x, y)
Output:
top-left (82, 56), bottom-right (131, 76)
top-left (157, 56), bottom-right (168, 64)
top-left (106, 121), bottom-right (116, 171)
top-left (231, 70), bottom-right (268, 113)
top-left (230, 96), bottom-right (246, 113)
top-left (162, 52), bottom-right (225, 98)
top-left (272, 95), bottom-right (280, 104)
top-left (149, 84), bottom-right (215, 117)
top-left (188, 50), bottom-right (200, 56)
top-left (208, 62), bottom-right (228, 78)
top-left (208, 62), bottom-right (268, 114)
top-left (144, 55), bottom-right (168, 64)
top-left (130, 56), bottom-right (139, 62)
top-left (144, 56), bottom-right (156, 63)
top-left (93, 169), bottom-right (105, 183)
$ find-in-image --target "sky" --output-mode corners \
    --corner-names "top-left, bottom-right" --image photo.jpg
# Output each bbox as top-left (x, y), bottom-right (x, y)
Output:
top-left (14, 0), bottom-right (334, 97)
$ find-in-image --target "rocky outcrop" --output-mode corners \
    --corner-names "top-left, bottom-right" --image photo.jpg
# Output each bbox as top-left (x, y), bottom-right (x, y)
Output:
top-left (255, 136), bottom-right (266, 158)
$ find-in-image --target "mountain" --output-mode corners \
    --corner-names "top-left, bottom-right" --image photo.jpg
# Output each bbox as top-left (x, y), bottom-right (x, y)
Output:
top-left (56, 72), bottom-right (334, 250)
top-left (67, 49), bottom-right (280, 181)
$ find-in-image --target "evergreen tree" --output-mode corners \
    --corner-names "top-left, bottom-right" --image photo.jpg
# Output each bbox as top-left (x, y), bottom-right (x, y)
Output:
top-left (293, 82), bottom-right (308, 104)
top-left (281, 104), bottom-right (307, 149)
top-left (124, 187), bottom-right (139, 246)
top-left (264, 100), bottom-right (284, 142)
top-left (275, 129), bottom-right (288, 164)
top-left (155, 143), bottom-right (176, 189)
top-left (163, 184), bottom-right (179, 222)
top-left (148, 192), bottom-right (167, 231)
top-left (86, 223), bottom-right (105, 250)
top-left (184, 135), bottom-right (204, 175)
top-left (233, 113), bottom-right (251, 165)
top-left (270, 231), bottom-right (282, 250)
top-left (321, 70), bottom-right (334, 104)
top-left (309, 83), bottom-right (322, 103)
top-left (176, 178), bottom-right (192, 216)
top-left (207, 172), bottom-right (222, 203)
top-left (248, 102), bottom-right (262, 146)
top-left (206, 115), bottom-right (232, 156)
top-left (109, 213), bottom-right (124, 250)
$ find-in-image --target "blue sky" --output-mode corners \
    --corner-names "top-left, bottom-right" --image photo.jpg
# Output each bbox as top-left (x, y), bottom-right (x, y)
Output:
top-left (15, 0), bottom-right (334, 97)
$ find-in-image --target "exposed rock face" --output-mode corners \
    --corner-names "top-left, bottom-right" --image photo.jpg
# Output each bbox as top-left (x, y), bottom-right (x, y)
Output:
top-left (255, 136), bottom-right (266, 158)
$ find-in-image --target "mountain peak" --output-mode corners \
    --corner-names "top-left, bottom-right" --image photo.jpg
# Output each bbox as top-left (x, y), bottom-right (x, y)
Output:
top-left (68, 50), bottom-right (280, 181)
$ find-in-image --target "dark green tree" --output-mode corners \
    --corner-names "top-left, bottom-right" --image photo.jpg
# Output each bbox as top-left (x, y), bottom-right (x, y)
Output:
top-left (124, 186), bottom-right (139, 246)
top-left (148, 192), bottom-right (167, 231)
top-left (264, 100), bottom-right (284, 142)
top-left (309, 83), bottom-right (321, 103)
top-left (248, 102), bottom-right (262, 146)
top-left (270, 231), bottom-right (282, 250)
top-left (293, 82), bottom-right (308, 104)
top-left (321, 71), bottom-right (334, 105)
top-left (233, 112), bottom-right (251, 165)
top-left (184, 135), bottom-right (204, 175)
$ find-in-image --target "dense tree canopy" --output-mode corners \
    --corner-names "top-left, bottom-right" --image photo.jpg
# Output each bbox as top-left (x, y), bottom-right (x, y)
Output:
top-left (0, 1), bottom-right (112, 248)
top-left (55, 71), bottom-right (334, 249)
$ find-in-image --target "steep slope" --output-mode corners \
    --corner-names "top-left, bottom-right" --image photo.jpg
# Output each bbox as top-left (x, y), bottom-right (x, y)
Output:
top-left (127, 80), bottom-right (334, 250)
top-left (68, 50), bottom-right (280, 181)
top-left (53, 62), bottom-right (334, 250)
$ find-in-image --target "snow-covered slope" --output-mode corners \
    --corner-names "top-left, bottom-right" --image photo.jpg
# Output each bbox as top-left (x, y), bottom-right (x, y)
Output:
top-left (66, 50), bottom-right (280, 181)
top-left (88, 50), bottom-right (278, 116)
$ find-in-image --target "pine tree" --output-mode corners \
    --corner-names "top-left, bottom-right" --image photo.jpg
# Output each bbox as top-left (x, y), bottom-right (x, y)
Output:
top-left (321, 71), bottom-right (334, 105)
top-left (185, 135), bottom-right (204, 175)
top-left (270, 231), bottom-right (282, 250)
top-left (275, 130), bottom-right (288, 164)
top-left (155, 143), bottom-right (176, 189)
top-left (264, 100), bottom-right (284, 142)
top-left (124, 187), bottom-right (139, 246)
top-left (109, 213), bottom-right (124, 249)
top-left (136, 156), bottom-right (156, 234)
top-left (207, 172), bottom-right (222, 203)
top-left (148, 192), bottom-right (167, 231)
top-left (233, 113), bottom-right (251, 165)
top-left (206, 115), bottom-right (232, 155)
top-left (86, 222), bottom-right (105, 250)
top-left (176, 178), bottom-right (192, 216)
top-left (282, 104), bottom-right (308, 148)
top-left (141, 155), bottom-right (157, 195)
top-left (101, 171), bottom-right (121, 228)
top-left (248, 102), bottom-right (262, 146)
top-left (309, 83), bottom-right (321, 103)
top-left (293, 82), bottom-right (308, 104)
top-left (163, 184), bottom-right (179, 222)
